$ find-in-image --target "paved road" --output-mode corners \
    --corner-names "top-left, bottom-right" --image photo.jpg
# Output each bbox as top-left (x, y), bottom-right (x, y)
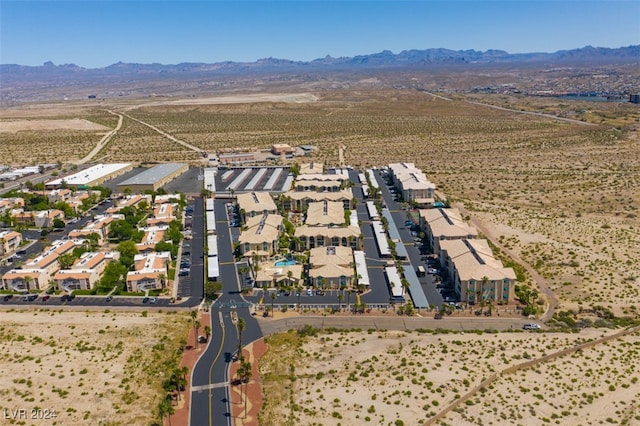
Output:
top-left (190, 197), bottom-right (261, 426)
top-left (258, 315), bottom-right (535, 336)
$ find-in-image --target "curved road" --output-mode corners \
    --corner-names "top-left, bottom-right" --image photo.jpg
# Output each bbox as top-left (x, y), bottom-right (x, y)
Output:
top-left (190, 198), bottom-right (261, 426)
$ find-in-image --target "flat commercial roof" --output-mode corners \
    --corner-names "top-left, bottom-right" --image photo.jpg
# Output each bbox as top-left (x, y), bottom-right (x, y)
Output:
top-left (47, 163), bottom-right (131, 186)
top-left (118, 163), bottom-right (186, 186)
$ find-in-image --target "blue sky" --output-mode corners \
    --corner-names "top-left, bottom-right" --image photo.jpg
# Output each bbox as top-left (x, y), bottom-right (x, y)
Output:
top-left (1, 1), bottom-right (638, 68)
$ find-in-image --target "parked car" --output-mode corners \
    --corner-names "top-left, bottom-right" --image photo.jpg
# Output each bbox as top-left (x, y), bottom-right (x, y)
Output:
top-left (149, 297), bottom-right (158, 304)
top-left (23, 294), bottom-right (38, 302)
top-left (315, 289), bottom-right (325, 296)
top-left (198, 335), bottom-right (207, 343)
top-left (105, 296), bottom-right (113, 302)
top-left (523, 323), bottom-right (541, 330)
top-left (142, 297), bottom-right (149, 303)
top-left (42, 295), bottom-right (50, 301)
top-left (3, 294), bottom-right (13, 302)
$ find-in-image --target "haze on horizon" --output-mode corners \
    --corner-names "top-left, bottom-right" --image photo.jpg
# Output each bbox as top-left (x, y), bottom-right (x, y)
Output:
top-left (1, 1), bottom-right (638, 68)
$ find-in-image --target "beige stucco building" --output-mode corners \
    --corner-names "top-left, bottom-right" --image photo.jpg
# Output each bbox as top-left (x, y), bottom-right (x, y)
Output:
top-left (419, 207), bottom-right (478, 254)
top-left (388, 162), bottom-right (436, 204)
top-left (238, 213), bottom-right (283, 258)
top-left (236, 192), bottom-right (278, 222)
top-left (439, 239), bottom-right (517, 304)
top-left (308, 246), bottom-right (354, 289)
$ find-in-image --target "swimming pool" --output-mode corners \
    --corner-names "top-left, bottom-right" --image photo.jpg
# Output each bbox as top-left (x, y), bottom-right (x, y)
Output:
top-left (274, 260), bottom-right (297, 267)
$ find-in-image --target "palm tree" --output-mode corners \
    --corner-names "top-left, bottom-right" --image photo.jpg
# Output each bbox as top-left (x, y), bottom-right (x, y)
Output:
top-left (190, 310), bottom-right (198, 349)
top-left (237, 360), bottom-right (252, 419)
top-left (237, 317), bottom-right (245, 362)
top-left (158, 396), bottom-right (175, 426)
top-left (158, 273), bottom-right (167, 289)
top-left (337, 292), bottom-right (344, 311)
top-left (24, 276), bottom-right (33, 292)
top-left (194, 320), bottom-right (201, 349)
top-left (270, 291), bottom-right (276, 317)
top-left (204, 325), bottom-right (211, 342)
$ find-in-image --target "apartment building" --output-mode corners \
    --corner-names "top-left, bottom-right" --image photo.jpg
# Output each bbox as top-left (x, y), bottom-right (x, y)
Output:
top-left (388, 162), bottom-right (436, 204)
top-left (135, 226), bottom-right (168, 253)
top-left (419, 208), bottom-right (478, 254)
top-left (284, 189), bottom-right (353, 211)
top-left (236, 192), bottom-right (278, 222)
top-left (439, 238), bottom-right (517, 304)
top-left (126, 251), bottom-right (171, 292)
top-left (21, 239), bottom-right (79, 278)
top-left (0, 230), bottom-right (22, 256)
top-left (294, 224), bottom-right (360, 251)
top-left (238, 213), bottom-right (283, 258)
top-left (105, 194), bottom-right (152, 214)
top-left (147, 203), bottom-right (177, 226)
top-left (2, 269), bottom-right (49, 292)
top-left (305, 201), bottom-right (345, 227)
top-left (68, 214), bottom-right (122, 245)
top-left (53, 251), bottom-right (119, 291)
top-left (34, 210), bottom-right (65, 228)
top-left (308, 245), bottom-right (354, 289)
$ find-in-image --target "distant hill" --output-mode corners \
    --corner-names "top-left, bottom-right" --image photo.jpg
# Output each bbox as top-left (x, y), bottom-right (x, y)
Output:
top-left (1, 45), bottom-right (638, 103)
top-left (2, 45), bottom-right (638, 78)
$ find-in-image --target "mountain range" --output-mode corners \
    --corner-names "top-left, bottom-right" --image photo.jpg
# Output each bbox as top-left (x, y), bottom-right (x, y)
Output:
top-left (2, 45), bottom-right (638, 80)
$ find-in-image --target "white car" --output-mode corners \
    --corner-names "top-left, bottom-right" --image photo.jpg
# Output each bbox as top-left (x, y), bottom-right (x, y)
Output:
top-left (523, 323), bottom-right (541, 330)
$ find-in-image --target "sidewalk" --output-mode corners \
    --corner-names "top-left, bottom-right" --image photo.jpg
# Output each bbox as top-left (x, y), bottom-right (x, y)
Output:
top-left (228, 340), bottom-right (267, 426)
top-left (167, 311), bottom-right (210, 426)
top-left (167, 314), bottom-right (267, 426)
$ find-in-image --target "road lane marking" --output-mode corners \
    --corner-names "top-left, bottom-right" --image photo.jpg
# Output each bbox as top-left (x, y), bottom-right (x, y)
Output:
top-left (192, 382), bottom-right (229, 392)
top-left (208, 311), bottom-right (226, 426)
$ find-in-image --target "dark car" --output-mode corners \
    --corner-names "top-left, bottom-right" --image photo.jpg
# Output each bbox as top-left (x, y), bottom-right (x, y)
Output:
top-left (42, 295), bottom-right (50, 301)
top-left (24, 294), bottom-right (38, 302)
top-left (315, 289), bottom-right (325, 296)
top-left (61, 294), bottom-right (75, 302)
top-left (142, 297), bottom-right (149, 303)
top-left (3, 294), bottom-right (14, 302)
top-left (105, 296), bottom-right (113, 302)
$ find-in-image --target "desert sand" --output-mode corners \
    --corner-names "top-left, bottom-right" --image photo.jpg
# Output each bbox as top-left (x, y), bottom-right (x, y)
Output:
top-left (0, 309), bottom-right (189, 426)
top-left (261, 328), bottom-right (640, 425)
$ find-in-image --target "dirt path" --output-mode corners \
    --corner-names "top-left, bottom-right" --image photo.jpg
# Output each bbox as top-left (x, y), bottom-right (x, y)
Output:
top-left (76, 110), bottom-right (123, 164)
top-left (121, 111), bottom-right (205, 155)
top-left (420, 90), bottom-right (596, 126)
top-left (426, 324), bottom-right (640, 425)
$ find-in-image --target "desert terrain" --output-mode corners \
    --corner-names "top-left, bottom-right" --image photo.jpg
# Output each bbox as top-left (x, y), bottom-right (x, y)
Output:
top-left (258, 327), bottom-right (640, 425)
top-left (2, 87), bottom-right (640, 425)
top-left (0, 309), bottom-right (190, 426)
